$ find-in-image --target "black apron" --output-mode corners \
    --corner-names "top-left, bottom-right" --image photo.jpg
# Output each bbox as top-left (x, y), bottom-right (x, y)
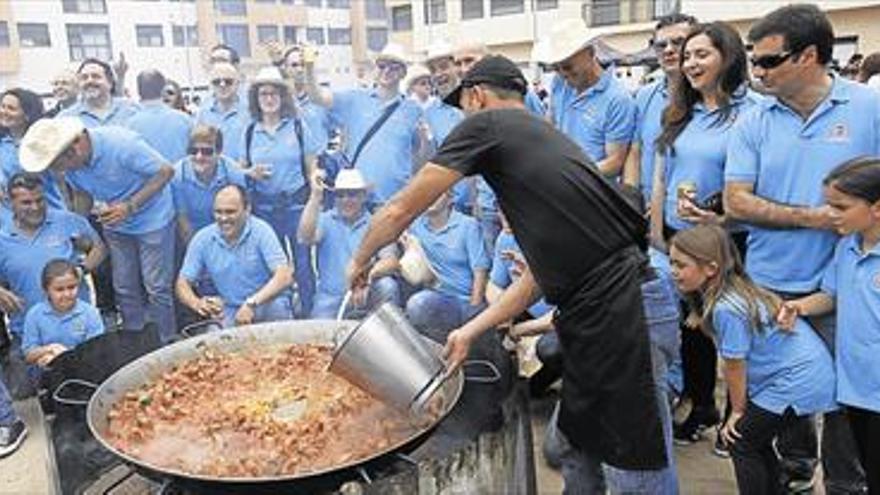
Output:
top-left (553, 246), bottom-right (667, 470)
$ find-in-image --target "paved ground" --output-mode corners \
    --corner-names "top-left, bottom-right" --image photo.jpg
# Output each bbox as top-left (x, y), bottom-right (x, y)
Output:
top-left (0, 398), bottom-right (51, 495)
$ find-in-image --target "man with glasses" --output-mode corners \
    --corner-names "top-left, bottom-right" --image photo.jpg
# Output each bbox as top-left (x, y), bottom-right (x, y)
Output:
top-left (298, 169), bottom-right (399, 318)
top-left (195, 63), bottom-right (250, 161)
top-left (19, 118), bottom-right (178, 343)
top-left (623, 13), bottom-right (698, 203)
top-left (725, 4), bottom-right (874, 493)
top-left (304, 43), bottom-right (431, 204)
top-left (127, 70), bottom-right (193, 164)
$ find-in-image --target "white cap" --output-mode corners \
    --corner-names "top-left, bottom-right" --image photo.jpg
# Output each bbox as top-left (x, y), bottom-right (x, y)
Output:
top-left (425, 40), bottom-right (454, 62)
top-left (334, 169), bottom-right (371, 190)
top-left (252, 66), bottom-right (285, 86)
top-left (19, 117), bottom-right (85, 173)
top-left (375, 43), bottom-right (409, 65)
top-left (545, 19), bottom-right (600, 65)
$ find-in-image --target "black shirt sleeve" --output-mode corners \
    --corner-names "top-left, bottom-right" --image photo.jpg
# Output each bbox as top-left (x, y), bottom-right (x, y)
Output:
top-left (430, 111), bottom-right (500, 177)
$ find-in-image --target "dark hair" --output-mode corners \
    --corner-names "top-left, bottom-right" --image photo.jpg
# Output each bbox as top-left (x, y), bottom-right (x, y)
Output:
top-left (211, 44), bottom-right (240, 65)
top-left (858, 52), bottom-right (880, 83)
top-left (747, 3), bottom-right (834, 66)
top-left (41, 259), bottom-right (80, 290)
top-left (215, 183), bottom-right (250, 209)
top-left (655, 13), bottom-right (698, 31)
top-left (0, 88), bottom-right (45, 134)
top-left (248, 82), bottom-right (295, 121)
top-left (77, 58), bottom-right (117, 93)
top-left (7, 171), bottom-right (43, 197)
top-left (136, 69), bottom-right (166, 100)
top-left (657, 21), bottom-right (748, 153)
top-left (163, 79), bottom-right (187, 112)
top-left (824, 156), bottom-right (880, 204)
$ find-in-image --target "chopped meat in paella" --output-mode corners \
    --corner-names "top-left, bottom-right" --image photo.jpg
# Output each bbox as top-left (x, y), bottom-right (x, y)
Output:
top-left (106, 344), bottom-right (418, 477)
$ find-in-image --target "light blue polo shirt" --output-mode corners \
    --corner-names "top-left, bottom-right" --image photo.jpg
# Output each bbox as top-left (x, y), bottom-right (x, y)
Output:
top-left (298, 94), bottom-right (333, 150)
top-left (313, 209), bottom-right (396, 297)
top-left (712, 294), bottom-right (836, 415)
top-left (195, 95), bottom-right (250, 161)
top-left (1, 135), bottom-right (66, 210)
top-left (66, 127), bottom-right (175, 235)
top-left (171, 156), bottom-right (248, 232)
top-left (633, 78), bottom-right (668, 200)
top-left (525, 90), bottom-right (547, 118)
top-left (239, 117), bottom-right (321, 199)
top-left (59, 97), bottom-right (140, 128)
top-left (330, 90), bottom-right (423, 202)
top-left (126, 101), bottom-right (193, 163)
top-left (821, 235), bottom-right (880, 412)
top-left (409, 210), bottom-right (490, 301)
top-left (726, 77), bottom-right (880, 293)
top-left (22, 299), bottom-right (104, 356)
top-left (180, 216), bottom-right (289, 309)
top-left (663, 90), bottom-right (761, 231)
top-left (549, 70), bottom-right (636, 165)
top-left (490, 231), bottom-right (552, 317)
top-left (0, 209), bottom-right (98, 335)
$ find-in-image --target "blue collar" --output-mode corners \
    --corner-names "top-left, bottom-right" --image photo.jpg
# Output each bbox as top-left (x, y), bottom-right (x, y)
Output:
top-left (182, 156), bottom-right (235, 187)
top-left (330, 209), bottom-right (369, 229)
top-left (8, 210), bottom-right (55, 238)
top-left (422, 209), bottom-right (462, 234)
top-left (767, 74), bottom-right (850, 112)
top-left (211, 216), bottom-right (255, 249)
top-left (845, 234), bottom-right (880, 258)
top-left (40, 299), bottom-right (85, 319)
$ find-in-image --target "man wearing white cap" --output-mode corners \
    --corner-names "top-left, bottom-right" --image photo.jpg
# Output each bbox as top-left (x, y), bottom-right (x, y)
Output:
top-left (303, 43), bottom-right (430, 204)
top-left (543, 19), bottom-right (636, 179)
top-left (18, 117), bottom-right (178, 342)
top-left (405, 65), bottom-right (434, 109)
top-left (298, 168), bottom-right (399, 318)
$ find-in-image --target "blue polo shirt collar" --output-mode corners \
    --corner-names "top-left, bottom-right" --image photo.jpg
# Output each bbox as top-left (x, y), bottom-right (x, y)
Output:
top-left (181, 156), bottom-right (235, 188)
top-left (573, 68), bottom-right (613, 103)
top-left (75, 98), bottom-right (129, 123)
top-left (256, 117), bottom-right (292, 135)
top-left (845, 234), bottom-right (880, 258)
top-left (368, 90), bottom-right (404, 104)
top-left (40, 300), bottom-right (86, 320)
top-left (424, 209), bottom-right (463, 234)
top-left (211, 216), bottom-right (255, 249)
top-left (210, 95), bottom-right (244, 117)
top-left (8, 213), bottom-right (53, 240)
top-left (768, 75), bottom-right (850, 115)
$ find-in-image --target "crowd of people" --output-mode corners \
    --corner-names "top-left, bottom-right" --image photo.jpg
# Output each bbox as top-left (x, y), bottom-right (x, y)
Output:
top-left (0, 3), bottom-right (879, 494)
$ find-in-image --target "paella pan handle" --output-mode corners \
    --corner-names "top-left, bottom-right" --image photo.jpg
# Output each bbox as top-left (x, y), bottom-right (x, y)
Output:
top-left (52, 378), bottom-right (99, 406)
top-left (180, 319), bottom-right (223, 339)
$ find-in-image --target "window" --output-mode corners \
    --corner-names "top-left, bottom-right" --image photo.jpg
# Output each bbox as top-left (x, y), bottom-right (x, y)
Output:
top-left (283, 25), bottom-right (298, 44)
top-left (366, 0), bottom-right (387, 20)
top-left (460, 0), bottom-right (483, 19)
top-left (536, 0), bottom-right (557, 10)
top-left (66, 24), bottom-right (112, 61)
top-left (327, 27), bottom-right (351, 45)
top-left (257, 25), bottom-right (279, 43)
top-left (62, 0), bottom-right (107, 13)
top-left (216, 23), bottom-right (250, 57)
top-left (423, 0), bottom-right (446, 24)
top-left (306, 27), bottom-right (324, 45)
top-left (135, 25), bottom-right (164, 47)
top-left (490, 0), bottom-right (523, 16)
top-left (172, 24), bottom-right (198, 46)
top-left (327, 0), bottom-right (349, 7)
top-left (367, 27), bottom-right (387, 52)
top-left (588, 0), bottom-right (620, 26)
top-left (391, 5), bottom-right (412, 31)
top-left (652, 0), bottom-right (678, 19)
top-left (306, 0), bottom-right (322, 7)
top-left (281, 0), bottom-right (294, 3)
top-left (0, 22), bottom-right (9, 47)
top-left (17, 23), bottom-right (51, 47)
top-left (214, 0), bottom-right (247, 16)
top-left (255, 0), bottom-right (277, 3)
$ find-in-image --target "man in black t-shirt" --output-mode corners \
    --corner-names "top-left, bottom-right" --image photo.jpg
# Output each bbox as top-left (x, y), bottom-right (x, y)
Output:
top-left (347, 55), bottom-right (666, 488)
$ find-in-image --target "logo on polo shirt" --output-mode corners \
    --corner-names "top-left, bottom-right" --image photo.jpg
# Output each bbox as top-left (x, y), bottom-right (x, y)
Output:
top-left (827, 123), bottom-right (850, 143)
top-left (873, 272), bottom-right (880, 291)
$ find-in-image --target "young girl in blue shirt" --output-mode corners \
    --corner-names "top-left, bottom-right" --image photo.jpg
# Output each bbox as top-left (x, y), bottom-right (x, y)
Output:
top-left (780, 157), bottom-right (880, 491)
top-left (669, 225), bottom-right (836, 494)
top-left (23, 259), bottom-right (104, 367)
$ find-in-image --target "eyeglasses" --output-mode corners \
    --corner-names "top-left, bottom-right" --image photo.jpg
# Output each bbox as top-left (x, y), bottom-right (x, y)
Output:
top-left (188, 146), bottom-right (216, 157)
top-left (651, 36), bottom-right (686, 52)
top-left (336, 189), bottom-right (363, 198)
top-left (750, 50), bottom-right (796, 70)
top-left (375, 62), bottom-right (403, 72)
top-left (258, 89), bottom-right (280, 98)
top-left (163, 88), bottom-right (177, 96)
top-left (211, 78), bottom-right (235, 87)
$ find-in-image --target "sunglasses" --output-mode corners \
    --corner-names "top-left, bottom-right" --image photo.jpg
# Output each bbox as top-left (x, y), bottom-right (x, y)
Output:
top-left (211, 78), bottom-right (235, 87)
top-left (336, 189), bottom-right (363, 198)
top-left (188, 146), bottom-right (216, 157)
top-left (750, 50), bottom-right (796, 70)
top-left (651, 36), bottom-right (685, 52)
top-left (375, 62), bottom-right (403, 72)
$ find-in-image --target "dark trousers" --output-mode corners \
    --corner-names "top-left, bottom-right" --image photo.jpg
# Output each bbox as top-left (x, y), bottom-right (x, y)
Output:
top-left (730, 402), bottom-right (798, 495)
top-left (846, 406), bottom-right (880, 494)
top-left (681, 324), bottom-right (717, 411)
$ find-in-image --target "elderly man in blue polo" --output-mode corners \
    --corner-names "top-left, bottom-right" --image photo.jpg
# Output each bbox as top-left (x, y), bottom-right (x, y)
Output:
top-left (542, 19), bottom-right (636, 179)
top-left (19, 117), bottom-right (178, 341)
top-left (297, 168), bottom-right (400, 318)
top-left (176, 184), bottom-right (293, 327)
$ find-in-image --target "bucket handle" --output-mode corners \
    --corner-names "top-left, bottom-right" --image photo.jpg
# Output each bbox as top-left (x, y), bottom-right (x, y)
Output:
top-left (336, 290), bottom-right (352, 321)
top-left (53, 378), bottom-right (99, 406)
top-left (179, 319), bottom-right (223, 339)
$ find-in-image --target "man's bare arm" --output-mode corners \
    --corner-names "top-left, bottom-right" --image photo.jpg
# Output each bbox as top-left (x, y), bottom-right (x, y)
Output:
top-left (724, 181), bottom-right (834, 230)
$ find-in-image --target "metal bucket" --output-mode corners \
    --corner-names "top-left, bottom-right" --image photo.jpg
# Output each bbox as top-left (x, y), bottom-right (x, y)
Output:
top-left (329, 302), bottom-right (447, 414)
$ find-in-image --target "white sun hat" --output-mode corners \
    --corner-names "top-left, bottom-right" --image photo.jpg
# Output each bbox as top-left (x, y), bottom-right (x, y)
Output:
top-left (19, 117), bottom-right (85, 173)
top-left (425, 40), bottom-right (454, 63)
top-left (375, 42), bottom-right (410, 66)
top-left (334, 169), bottom-right (371, 190)
top-left (252, 66), bottom-right (286, 86)
top-left (545, 19), bottom-right (601, 66)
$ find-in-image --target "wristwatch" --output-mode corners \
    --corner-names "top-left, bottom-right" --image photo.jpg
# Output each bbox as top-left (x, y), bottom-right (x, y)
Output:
top-left (245, 296), bottom-right (259, 309)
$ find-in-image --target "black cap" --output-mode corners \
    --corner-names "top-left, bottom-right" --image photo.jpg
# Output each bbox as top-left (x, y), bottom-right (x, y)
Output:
top-left (442, 55), bottom-right (528, 109)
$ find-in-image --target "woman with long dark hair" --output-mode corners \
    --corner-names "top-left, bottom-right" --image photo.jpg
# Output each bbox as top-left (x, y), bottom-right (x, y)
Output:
top-left (649, 21), bottom-right (762, 448)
